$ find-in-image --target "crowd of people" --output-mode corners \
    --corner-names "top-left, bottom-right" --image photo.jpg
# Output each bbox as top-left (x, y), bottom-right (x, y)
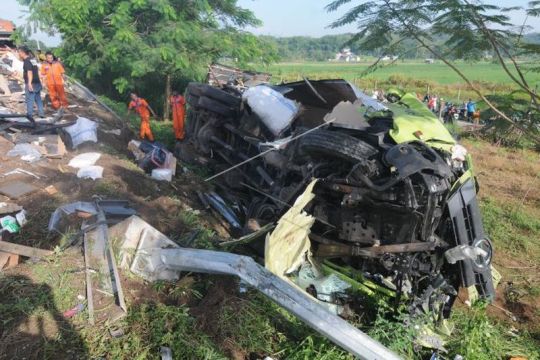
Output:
top-left (6, 45), bottom-right (186, 142)
top-left (423, 94), bottom-right (481, 124)
top-left (13, 46), bottom-right (68, 122)
top-left (370, 88), bottom-right (482, 125)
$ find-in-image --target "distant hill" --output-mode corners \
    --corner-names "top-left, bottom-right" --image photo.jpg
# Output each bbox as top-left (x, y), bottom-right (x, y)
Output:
top-left (262, 33), bottom-right (540, 62)
top-left (524, 32), bottom-right (540, 44)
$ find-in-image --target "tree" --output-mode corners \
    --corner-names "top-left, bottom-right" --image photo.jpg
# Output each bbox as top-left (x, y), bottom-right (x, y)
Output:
top-left (19, 0), bottom-right (278, 117)
top-left (326, 0), bottom-right (540, 144)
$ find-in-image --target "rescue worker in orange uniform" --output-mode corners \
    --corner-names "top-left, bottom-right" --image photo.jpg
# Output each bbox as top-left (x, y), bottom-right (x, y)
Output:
top-left (127, 93), bottom-right (157, 142)
top-left (40, 52), bottom-right (68, 112)
top-left (170, 90), bottom-right (186, 141)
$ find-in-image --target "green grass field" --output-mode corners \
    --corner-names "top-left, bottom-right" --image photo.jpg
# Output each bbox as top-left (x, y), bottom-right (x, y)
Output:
top-left (259, 61), bottom-right (540, 103)
top-left (264, 61), bottom-right (540, 86)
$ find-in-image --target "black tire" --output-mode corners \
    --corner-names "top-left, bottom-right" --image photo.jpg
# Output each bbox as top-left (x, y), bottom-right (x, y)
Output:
top-left (187, 83), bottom-right (241, 107)
top-left (186, 92), bottom-right (200, 107)
top-left (186, 82), bottom-right (204, 97)
top-left (197, 96), bottom-right (236, 117)
top-left (298, 129), bottom-right (378, 163)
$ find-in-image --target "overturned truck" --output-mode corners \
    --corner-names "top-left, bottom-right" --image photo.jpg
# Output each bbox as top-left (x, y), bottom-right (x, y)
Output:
top-left (180, 66), bottom-right (495, 321)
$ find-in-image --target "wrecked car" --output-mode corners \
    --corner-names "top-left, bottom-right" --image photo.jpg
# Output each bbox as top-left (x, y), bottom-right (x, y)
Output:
top-left (179, 65), bottom-right (495, 320)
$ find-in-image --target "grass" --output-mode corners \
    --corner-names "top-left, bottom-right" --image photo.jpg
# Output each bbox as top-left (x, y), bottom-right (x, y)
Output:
top-left (481, 196), bottom-right (540, 257)
top-left (448, 304), bottom-right (540, 360)
top-left (84, 303), bottom-right (227, 360)
top-left (262, 61), bottom-right (540, 105)
top-left (263, 61), bottom-right (540, 86)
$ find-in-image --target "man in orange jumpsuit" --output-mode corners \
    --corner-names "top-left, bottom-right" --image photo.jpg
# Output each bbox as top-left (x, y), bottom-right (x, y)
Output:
top-left (127, 93), bottom-right (157, 142)
top-left (170, 90), bottom-right (186, 141)
top-left (40, 52), bottom-right (68, 112)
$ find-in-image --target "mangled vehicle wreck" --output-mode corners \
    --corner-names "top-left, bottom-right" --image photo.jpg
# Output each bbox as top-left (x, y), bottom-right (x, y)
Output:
top-left (181, 66), bottom-right (495, 321)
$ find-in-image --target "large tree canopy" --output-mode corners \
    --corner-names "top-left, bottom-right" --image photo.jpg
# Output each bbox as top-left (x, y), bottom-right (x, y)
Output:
top-left (19, 0), bottom-right (278, 111)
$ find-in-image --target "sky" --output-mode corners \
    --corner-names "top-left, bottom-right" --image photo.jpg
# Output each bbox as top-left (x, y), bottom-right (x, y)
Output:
top-left (2, 0), bottom-right (539, 46)
top-left (237, 0), bottom-right (540, 37)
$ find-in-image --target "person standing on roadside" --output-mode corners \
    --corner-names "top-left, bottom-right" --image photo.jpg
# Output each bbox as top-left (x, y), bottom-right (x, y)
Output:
top-left (18, 46), bottom-right (44, 123)
top-left (127, 92), bottom-right (157, 142)
top-left (40, 51), bottom-right (68, 114)
top-left (170, 90), bottom-right (186, 141)
top-left (466, 99), bottom-right (476, 122)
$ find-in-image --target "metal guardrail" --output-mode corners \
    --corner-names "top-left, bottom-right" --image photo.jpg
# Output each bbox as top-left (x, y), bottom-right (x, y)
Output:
top-left (161, 248), bottom-right (401, 360)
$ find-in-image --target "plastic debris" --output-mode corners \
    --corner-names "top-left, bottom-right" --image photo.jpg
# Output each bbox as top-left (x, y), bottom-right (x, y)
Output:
top-left (7, 143), bottom-right (42, 162)
top-left (64, 117), bottom-right (98, 148)
top-left (0, 215), bottom-right (20, 233)
top-left (3, 168), bottom-right (40, 179)
top-left (77, 166), bottom-right (104, 180)
top-left (108, 215), bottom-right (181, 282)
top-left (109, 328), bottom-right (125, 338)
top-left (160, 347), bottom-right (172, 360)
top-left (68, 152), bottom-right (102, 168)
top-left (151, 168), bottom-right (173, 182)
top-left (297, 263), bottom-right (351, 303)
top-left (63, 303), bottom-right (85, 318)
top-left (15, 210), bottom-right (27, 227)
top-left (103, 129), bottom-right (122, 136)
top-left (243, 85), bottom-right (300, 136)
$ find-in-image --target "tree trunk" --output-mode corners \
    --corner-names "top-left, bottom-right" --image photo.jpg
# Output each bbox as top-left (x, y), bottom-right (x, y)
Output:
top-left (164, 74), bottom-right (171, 122)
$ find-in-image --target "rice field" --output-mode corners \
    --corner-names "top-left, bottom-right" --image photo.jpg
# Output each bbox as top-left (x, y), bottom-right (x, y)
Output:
top-left (263, 61), bottom-right (540, 86)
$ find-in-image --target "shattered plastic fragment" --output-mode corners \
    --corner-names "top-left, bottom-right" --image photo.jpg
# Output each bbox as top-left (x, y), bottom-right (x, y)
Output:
top-left (64, 117), bottom-right (98, 148)
top-left (7, 143), bottom-right (42, 162)
top-left (68, 152), bottom-right (102, 168)
top-left (151, 168), bottom-right (173, 182)
top-left (0, 215), bottom-right (20, 233)
top-left (15, 210), bottom-right (27, 227)
top-left (77, 166), bottom-right (104, 180)
top-left (265, 180), bottom-right (318, 278)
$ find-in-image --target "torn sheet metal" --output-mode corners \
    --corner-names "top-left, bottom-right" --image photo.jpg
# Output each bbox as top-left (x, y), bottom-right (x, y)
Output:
top-left (48, 201), bottom-right (98, 233)
top-left (108, 215), bottom-right (181, 282)
top-left (91, 202), bottom-right (127, 311)
top-left (161, 247), bottom-right (400, 360)
top-left (444, 245), bottom-right (488, 264)
top-left (348, 83), bottom-right (389, 112)
top-left (265, 179), bottom-right (317, 277)
top-left (49, 201), bottom-right (136, 323)
top-left (324, 100), bottom-right (370, 130)
top-left (48, 200), bottom-right (136, 233)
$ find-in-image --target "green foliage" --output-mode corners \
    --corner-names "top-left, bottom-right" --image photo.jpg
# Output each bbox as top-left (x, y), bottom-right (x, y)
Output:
top-left (20, 0), bottom-right (278, 115)
top-left (481, 196), bottom-right (540, 257)
top-left (479, 90), bottom-right (540, 146)
top-left (448, 304), bottom-right (540, 360)
top-left (84, 303), bottom-right (227, 359)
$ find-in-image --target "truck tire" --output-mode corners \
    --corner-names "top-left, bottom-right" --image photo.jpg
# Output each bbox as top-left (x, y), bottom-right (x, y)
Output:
top-left (298, 129), bottom-right (378, 163)
top-left (197, 96), bottom-right (236, 117)
top-left (186, 93), bottom-right (200, 107)
top-left (187, 83), bottom-right (241, 107)
top-left (186, 82), bottom-right (204, 97)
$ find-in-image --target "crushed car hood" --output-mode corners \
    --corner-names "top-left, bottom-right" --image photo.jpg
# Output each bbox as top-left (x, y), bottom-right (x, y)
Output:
top-left (387, 93), bottom-right (457, 151)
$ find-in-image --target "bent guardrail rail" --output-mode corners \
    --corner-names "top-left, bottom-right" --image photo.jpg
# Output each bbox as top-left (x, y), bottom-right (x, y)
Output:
top-left (161, 248), bottom-right (401, 360)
